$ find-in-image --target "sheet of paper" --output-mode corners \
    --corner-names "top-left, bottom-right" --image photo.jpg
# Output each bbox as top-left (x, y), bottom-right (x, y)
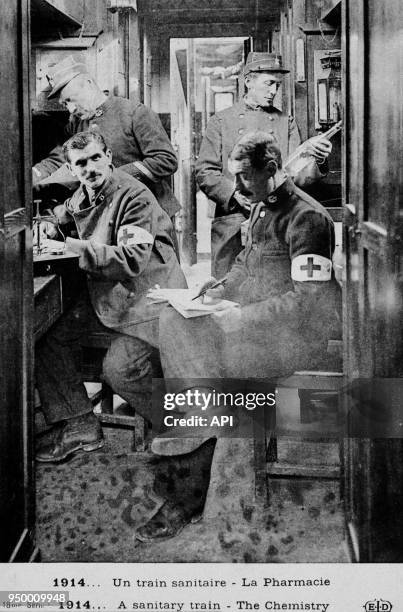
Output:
top-left (147, 288), bottom-right (239, 317)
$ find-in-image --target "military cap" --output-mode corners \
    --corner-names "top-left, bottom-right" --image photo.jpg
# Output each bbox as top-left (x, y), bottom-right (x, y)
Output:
top-left (46, 55), bottom-right (88, 99)
top-left (244, 52), bottom-right (290, 75)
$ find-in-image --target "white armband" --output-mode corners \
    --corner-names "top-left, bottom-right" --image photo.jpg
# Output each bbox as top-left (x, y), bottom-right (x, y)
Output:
top-left (291, 254), bottom-right (332, 282)
top-left (117, 225), bottom-right (154, 246)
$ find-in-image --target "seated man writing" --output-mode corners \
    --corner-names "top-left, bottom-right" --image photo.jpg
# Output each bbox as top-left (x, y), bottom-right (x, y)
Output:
top-left (36, 130), bottom-right (186, 463)
top-left (137, 131), bottom-right (341, 542)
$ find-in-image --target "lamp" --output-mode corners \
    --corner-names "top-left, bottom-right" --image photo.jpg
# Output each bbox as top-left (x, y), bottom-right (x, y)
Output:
top-left (317, 51), bottom-right (341, 128)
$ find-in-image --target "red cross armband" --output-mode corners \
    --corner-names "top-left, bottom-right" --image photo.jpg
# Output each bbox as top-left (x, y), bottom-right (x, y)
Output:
top-left (117, 225), bottom-right (154, 247)
top-left (291, 254), bottom-right (332, 282)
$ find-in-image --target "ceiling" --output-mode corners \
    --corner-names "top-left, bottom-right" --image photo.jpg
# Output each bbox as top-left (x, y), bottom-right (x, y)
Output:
top-left (137, 0), bottom-right (285, 26)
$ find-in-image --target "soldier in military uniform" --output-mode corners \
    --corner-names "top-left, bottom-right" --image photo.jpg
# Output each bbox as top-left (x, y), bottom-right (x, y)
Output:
top-left (196, 52), bottom-right (333, 279)
top-left (35, 130), bottom-right (186, 463)
top-left (33, 55), bottom-right (180, 223)
top-left (136, 132), bottom-right (341, 542)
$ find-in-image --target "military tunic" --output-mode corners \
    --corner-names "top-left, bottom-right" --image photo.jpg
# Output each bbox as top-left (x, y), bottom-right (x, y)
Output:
top-left (33, 96), bottom-right (180, 218)
top-left (35, 168), bottom-right (186, 425)
top-left (61, 168), bottom-right (186, 334)
top-left (195, 99), bottom-right (325, 278)
top-left (159, 178), bottom-right (341, 387)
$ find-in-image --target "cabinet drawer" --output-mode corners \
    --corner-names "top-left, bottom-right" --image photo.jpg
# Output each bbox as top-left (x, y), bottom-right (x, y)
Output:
top-left (34, 275), bottom-right (62, 341)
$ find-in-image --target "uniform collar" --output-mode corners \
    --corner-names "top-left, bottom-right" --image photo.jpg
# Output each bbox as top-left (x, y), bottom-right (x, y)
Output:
top-left (243, 95), bottom-right (282, 113)
top-left (77, 168), bottom-right (117, 209)
top-left (264, 177), bottom-right (295, 208)
top-left (92, 95), bottom-right (116, 118)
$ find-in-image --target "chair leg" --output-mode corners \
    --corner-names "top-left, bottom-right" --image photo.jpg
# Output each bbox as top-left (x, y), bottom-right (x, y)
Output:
top-left (253, 404), bottom-right (268, 503)
top-left (101, 382), bottom-right (114, 414)
top-left (133, 413), bottom-right (150, 452)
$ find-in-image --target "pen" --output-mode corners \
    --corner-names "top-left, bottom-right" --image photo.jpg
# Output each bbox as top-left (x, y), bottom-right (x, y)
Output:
top-left (191, 277), bottom-right (228, 301)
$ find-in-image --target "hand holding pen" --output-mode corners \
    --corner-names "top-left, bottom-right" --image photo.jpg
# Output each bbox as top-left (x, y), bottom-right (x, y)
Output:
top-left (191, 276), bottom-right (228, 302)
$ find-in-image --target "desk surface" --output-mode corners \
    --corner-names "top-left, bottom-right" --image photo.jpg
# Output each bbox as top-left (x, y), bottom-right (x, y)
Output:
top-left (33, 239), bottom-right (79, 264)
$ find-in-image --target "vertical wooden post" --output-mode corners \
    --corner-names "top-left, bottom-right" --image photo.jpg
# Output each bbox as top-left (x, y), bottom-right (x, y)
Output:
top-left (183, 38), bottom-right (197, 265)
top-left (143, 26), bottom-right (152, 107)
top-left (0, 0), bottom-right (36, 561)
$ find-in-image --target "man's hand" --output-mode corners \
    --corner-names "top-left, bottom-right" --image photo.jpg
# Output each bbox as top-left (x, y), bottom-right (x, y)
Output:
top-left (195, 277), bottom-right (225, 304)
top-left (41, 220), bottom-right (58, 239)
top-left (212, 306), bottom-right (242, 333)
top-left (65, 236), bottom-right (87, 255)
top-left (304, 136), bottom-right (332, 163)
top-left (32, 167), bottom-right (42, 187)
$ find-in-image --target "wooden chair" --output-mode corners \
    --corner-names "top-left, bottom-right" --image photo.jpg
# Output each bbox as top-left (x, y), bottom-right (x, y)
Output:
top-left (253, 341), bottom-right (344, 502)
top-left (77, 331), bottom-right (154, 452)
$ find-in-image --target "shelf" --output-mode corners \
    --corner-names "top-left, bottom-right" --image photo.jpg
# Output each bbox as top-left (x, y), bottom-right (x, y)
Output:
top-left (321, 0), bottom-right (341, 26)
top-left (31, 0), bottom-right (82, 41)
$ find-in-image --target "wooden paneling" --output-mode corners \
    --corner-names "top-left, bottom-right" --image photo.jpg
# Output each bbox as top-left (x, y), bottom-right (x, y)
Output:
top-left (343, 0), bottom-right (403, 563)
top-left (0, 0), bottom-right (35, 562)
top-left (138, 0), bottom-right (284, 19)
top-left (280, 0), bottom-right (342, 205)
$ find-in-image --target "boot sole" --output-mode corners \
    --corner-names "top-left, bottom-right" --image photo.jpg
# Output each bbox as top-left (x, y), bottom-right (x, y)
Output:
top-left (36, 439), bottom-right (104, 463)
top-left (190, 512), bottom-right (203, 524)
top-left (135, 510), bottom-right (203, 543)
top-left (135, 519), bottom-right (188, 543)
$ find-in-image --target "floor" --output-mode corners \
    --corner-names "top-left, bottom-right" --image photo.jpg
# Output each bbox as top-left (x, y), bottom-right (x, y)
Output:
top-left (35, 389), bottom-right (347, 563)
top-left (35, 260), bottom-right (347, 563)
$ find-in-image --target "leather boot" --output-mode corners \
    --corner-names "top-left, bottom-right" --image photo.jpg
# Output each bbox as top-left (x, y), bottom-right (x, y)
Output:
top-left (36, 412), bottom-right (103, 463)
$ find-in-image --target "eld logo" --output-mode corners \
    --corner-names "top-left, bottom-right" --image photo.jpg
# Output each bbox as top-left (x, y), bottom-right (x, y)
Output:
top-left (363, 600), bottom-right (392, 612)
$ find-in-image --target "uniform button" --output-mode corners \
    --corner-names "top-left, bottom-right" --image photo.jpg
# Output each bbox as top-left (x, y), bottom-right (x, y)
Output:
top-left (259, 211), bottom-right (266, 218)
top-left (269, 116), bottom-right (274, 121)
top-left (99, 195), bottom-right (104, 201)
top-left (238, 128), bottom-right (244, 134)
top-left (109, 203), bottom-right (113, 208)
top-left (128, 291), bottom-right (135, 298)
top-left (108, 220), bottom-right (113, 225)
top-left (269, 130), bottom-right (274, 134)
top-left (118, 185), bottom-right (121, 188)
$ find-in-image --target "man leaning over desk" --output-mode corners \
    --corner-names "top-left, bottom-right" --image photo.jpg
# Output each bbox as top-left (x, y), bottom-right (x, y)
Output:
top-left (32, 55), bottom-right (180, 223)
top-left (35, 130), bottom-right (186, 463)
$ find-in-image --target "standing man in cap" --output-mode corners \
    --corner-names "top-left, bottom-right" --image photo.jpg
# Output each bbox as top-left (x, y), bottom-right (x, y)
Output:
top-left (32, 55), bottom-right (180, 223)
top-left (196, 52), bottom-right (333, 279)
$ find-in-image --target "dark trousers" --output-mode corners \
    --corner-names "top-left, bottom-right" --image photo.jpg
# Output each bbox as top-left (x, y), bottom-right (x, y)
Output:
top-left (158, 306), bottom-right (310, 384)
top-left (35, 293), bottom-right (157, 425)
